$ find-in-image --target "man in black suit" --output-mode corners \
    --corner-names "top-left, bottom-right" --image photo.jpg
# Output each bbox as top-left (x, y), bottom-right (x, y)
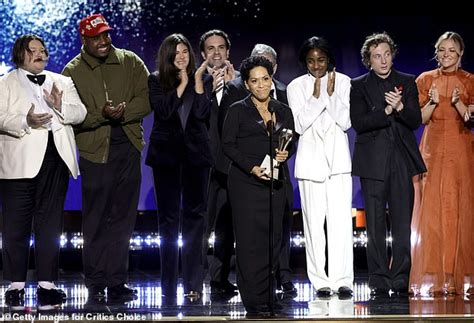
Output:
top-left (219, 44), bottom-right (297, 296)
top-left (350, 32), bottom-right (426, 297)
top-left (199, 29), bottom-right (239, 295)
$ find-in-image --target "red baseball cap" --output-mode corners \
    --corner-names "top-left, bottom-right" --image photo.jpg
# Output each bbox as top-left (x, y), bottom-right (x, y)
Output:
top-left (79, 14), bottom-right (113, 37)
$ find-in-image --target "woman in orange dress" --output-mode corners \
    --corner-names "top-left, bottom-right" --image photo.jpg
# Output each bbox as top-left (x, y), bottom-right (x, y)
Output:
top-left (410, 31), bottom-right (474, 296)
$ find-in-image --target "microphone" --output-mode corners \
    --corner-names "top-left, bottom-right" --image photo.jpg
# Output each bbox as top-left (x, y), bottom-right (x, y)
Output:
top-left (267, 105), bottom-right (275, 132)
top-left (266, 119), bottom-right (273, 133)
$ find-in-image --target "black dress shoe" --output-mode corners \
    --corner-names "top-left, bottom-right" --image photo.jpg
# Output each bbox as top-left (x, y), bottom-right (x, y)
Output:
top-left (221, 280), bottom-right (238, 293)
top-left (88, 286), bottom-right (106, 299)
top-left (370, 287), bottom-right (390, 297)
top-left (210, 280), bottom-right (237, 294)
top-left (107, 283), bottom-right (137, 298)
top-left (5, 289), bottom-right (25, 307)
top-left (281, 281), bottom-right (297, 295)
top-left (337, 286), bottom-right (353, 296)
top-left (37, 286), bottom-right (66, 305)
top-left (316, 287), bottom-right (332, 298)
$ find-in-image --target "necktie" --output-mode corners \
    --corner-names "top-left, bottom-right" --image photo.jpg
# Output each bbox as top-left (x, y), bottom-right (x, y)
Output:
top-left (27, 74), bottom-right (46, 86)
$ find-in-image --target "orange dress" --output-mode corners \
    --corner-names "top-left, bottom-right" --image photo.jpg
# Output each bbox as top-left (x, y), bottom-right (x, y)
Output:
top-left (410, 69), bottom-right (474, 296)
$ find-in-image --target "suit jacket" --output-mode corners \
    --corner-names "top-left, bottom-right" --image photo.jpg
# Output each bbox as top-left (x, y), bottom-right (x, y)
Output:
top-left (207, 71), bottom-right (241, 172)
top-left (350, 69), bottom-right (426, 180)
top-left (216, 76), bottom-right (288, 173)
top-left (220, 77), bottom-right (288, 135)
top-left (0, 69), bottom-right (87, 179)
top-left (145, 72), bottom-right (213, 168)
top-left (287, 72), bottom-right (352, 182)
top-left (222, 96), bottom-right (295, 178)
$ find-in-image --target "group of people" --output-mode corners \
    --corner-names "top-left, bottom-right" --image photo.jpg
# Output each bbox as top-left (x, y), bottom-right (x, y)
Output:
top-left (351, 31), bottom-right (473, 299)
top-left (0, 11), bottom-right (472, 318)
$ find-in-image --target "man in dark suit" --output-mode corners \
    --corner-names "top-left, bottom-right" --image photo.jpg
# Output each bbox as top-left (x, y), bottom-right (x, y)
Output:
top-left (219, 44), bottom-right (297, 296)
top-left (350, 32), bottom-right (426, 297)
top-left (199, 29), bottom-right (240, 295)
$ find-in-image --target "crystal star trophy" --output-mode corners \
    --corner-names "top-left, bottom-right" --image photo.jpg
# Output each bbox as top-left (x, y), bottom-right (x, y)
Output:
top-left (260, 128), bottom-right (293, 180)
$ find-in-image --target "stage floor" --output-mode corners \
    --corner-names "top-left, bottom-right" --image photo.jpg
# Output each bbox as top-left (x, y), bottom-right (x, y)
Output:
top-left (1, 271), bottom-right (473, 322)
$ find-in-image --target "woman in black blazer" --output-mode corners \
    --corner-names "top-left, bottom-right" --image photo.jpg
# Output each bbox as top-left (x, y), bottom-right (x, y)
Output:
top-left (222, 56), bottom-right (295, 317)
top-left (145, 33), bottom-right (213, 302)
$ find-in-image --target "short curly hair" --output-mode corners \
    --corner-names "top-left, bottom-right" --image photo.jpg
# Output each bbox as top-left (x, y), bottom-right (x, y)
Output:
top-left (360, 32), bottom-right (397, 69)
top-left (239, 56), bottom-right (274, 82)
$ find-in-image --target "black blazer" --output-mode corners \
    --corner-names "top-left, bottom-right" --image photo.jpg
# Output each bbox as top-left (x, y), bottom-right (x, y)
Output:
top-left (219, 77), bottom-right (288, 135)
top-left (145, 72), bottom-right (213, 167)
top-left (350, 69), bottom-right (426, 180)
top-left (216, 77), bottom-right (288, 173)
top-left (208, 71), bottom-right (241, 171)
top-left (222, 96), bottom-right (295, 182)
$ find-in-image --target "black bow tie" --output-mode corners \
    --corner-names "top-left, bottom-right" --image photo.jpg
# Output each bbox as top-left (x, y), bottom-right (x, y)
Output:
top-left (27, 74), bottom-right (46, 86)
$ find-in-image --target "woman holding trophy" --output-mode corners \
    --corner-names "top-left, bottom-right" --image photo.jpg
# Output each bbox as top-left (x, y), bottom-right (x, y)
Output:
top-left (221, 55), bottom-right (295, 317)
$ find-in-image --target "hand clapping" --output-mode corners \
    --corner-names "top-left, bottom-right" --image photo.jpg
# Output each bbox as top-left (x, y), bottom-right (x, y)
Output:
top-left (27, 103), bottom-right (52, 127)
top-left (43, 82), bottom-right (63, 111)
top-left (385, 86), bottom-right (404, 113)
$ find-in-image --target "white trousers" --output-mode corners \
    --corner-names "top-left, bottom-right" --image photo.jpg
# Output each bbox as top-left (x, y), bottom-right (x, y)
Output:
top-left (299, 173), bottom-right (354, 291)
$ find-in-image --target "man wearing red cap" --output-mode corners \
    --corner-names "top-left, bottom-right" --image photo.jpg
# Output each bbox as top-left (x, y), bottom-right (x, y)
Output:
top-left (62, 13), bottom-right (151, 301)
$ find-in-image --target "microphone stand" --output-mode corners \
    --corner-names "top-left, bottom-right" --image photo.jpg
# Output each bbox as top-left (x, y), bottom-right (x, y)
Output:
top-left (266, 107), bottom-right (275, 317)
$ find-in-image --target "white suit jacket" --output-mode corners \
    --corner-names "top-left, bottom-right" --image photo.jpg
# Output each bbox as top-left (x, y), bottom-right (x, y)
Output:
top-left (0, 69), bottom-right (87, 179)
top-left (287, 72), bottom-right (352, 182)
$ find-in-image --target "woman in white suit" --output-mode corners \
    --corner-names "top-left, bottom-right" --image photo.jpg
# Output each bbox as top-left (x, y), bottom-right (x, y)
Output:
top-left (0, 34), bottom-right (86, 307)
top-left (287, 36), bottom-right (353, 298)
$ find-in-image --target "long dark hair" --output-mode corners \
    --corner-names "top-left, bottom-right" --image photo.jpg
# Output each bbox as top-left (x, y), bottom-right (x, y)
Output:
top-left (156, 33), bottom-right (196, 91)
top-left (12, 34), bottom-right (49, 68)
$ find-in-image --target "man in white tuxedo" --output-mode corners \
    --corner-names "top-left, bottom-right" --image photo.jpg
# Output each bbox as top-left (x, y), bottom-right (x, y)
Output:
top-left (0, 34), bottom-right (86, 307)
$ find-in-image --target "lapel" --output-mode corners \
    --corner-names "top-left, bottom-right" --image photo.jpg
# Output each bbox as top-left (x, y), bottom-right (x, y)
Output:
top-left (179, 83), bottom-right (194, 130)
top-left (245, 97), bottom-right (284, 134)
top-left (271, 99), bottom-right (284, 132)
top-left (16, 69), bottom-right (36, 106)
top-left (273, 79), bottom-right (288, 105)
top-left (362, 71), bottom-right (382, 112)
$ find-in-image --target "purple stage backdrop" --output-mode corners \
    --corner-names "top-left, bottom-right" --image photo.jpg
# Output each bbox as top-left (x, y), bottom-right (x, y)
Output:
top-left (0, 5), bottom-right (472, 210)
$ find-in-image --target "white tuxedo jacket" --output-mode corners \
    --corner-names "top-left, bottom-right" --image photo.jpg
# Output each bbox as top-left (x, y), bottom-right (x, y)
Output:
top-left (0, 69), bottom-right (87, 179)
top-left (287, 72), bottom-right (352, 182)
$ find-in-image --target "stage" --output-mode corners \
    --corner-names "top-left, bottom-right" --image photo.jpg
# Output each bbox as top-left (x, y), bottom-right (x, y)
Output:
top-left (1, 271), bottom-right (473, 322)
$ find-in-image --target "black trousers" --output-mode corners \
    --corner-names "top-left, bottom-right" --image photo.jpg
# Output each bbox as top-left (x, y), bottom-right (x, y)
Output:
top-left (80, 141), bottom-right (141, 289)
top-left (1, 133), bottom-right (68, 282)
top-left (276, 199), bottom-right (293, 286)
top-left (229, 167), bottom-right (285, 309)
top-left (206, 170), bottom-right (234, 285)
top-left (206, 170), bottom-right (294, 287)
top-left (360, 148), bottom-right (413, 291)
top-left (153, 162), bottom-right (210, 297)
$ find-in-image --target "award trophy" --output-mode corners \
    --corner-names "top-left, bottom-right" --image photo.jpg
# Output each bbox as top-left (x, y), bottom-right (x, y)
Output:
top-left (278, 128), bottom-right (294, 152)
top-left (260, 128), bottom-right (293, 180)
